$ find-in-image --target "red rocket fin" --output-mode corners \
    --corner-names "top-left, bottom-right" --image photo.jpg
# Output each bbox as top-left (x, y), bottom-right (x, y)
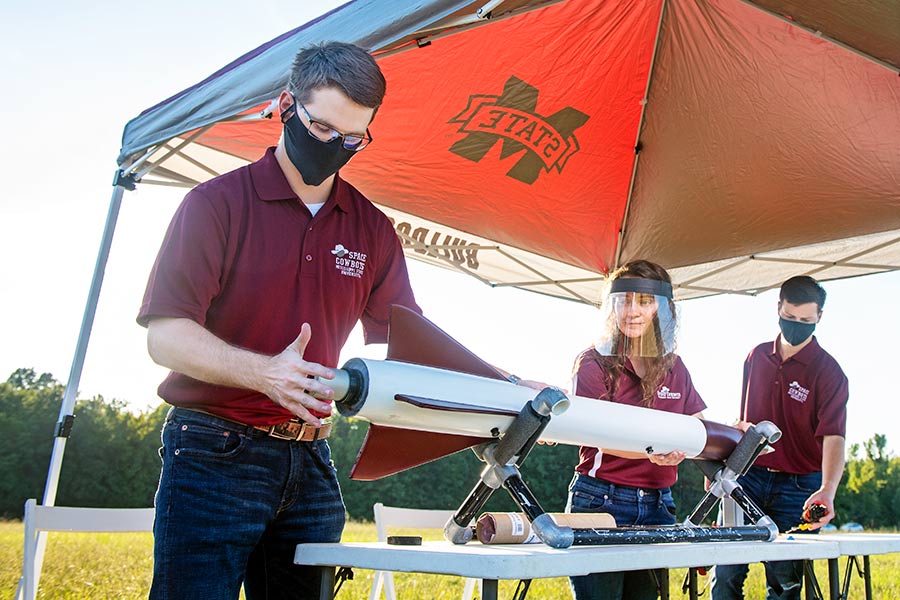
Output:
top-left (349, 423), bottom-right (490, 481)
top-left (386, 305), bottom-right (508, 381)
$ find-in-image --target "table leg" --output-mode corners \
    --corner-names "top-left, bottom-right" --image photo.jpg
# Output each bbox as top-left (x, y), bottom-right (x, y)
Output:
top-left (318, 566), bottom-right (336, 600)
top-left (804, 560), bottom-right (811, 600)
top-left (827, 558), bottom-right (839, 600)
top-left (803, 558), bottom-right (836, 600)
top-left (803, 560), bottom-right (822, 600)
top-left (863, 555), bottom-right (872, 600)
top-left (659, 569), bottom-right (669, 600)
top-left (688, 567), bottom-right (699, 600)
top-left (481, 578), bottom-right (499, 600)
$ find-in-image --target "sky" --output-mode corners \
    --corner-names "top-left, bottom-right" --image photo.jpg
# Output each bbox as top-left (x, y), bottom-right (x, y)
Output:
top-left (2, 0), bottom-right (899, 456)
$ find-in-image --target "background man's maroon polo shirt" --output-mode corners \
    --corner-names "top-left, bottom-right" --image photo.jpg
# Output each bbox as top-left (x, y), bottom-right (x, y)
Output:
top-left (743, 337), bottom-right (848, 474)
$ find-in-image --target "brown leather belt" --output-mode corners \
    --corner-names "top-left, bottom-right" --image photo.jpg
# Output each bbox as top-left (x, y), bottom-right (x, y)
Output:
top-left (174, 407), bottom-right (331, 442)
top-left (253, 419), bottom-right (332, 442)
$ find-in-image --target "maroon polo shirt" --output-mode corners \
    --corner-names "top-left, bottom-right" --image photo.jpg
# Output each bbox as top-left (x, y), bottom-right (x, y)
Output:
top-left (138, 147), bottom-right (420, 425)
top-left (574, 348), bottom-right (707, 488)
top-left (742, 337), bottom-right (848, 474)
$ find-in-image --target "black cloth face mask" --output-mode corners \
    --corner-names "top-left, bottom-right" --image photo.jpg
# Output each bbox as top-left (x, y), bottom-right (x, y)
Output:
top-left (779, 317), bottom-right (816, 346)
top-left (282, 102), bottom-right (356, 186)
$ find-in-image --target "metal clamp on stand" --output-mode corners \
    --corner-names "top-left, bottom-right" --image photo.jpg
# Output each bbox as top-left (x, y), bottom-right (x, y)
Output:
top-left (444, 386), bottom-right (567, 544)
top-left (685, 421), bottom-right (781, 536)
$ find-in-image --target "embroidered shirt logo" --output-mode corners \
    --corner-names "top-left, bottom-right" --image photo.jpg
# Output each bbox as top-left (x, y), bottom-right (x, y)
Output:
top-left (657, 386), bottom-right (682, 400)
top-left (448, 75), bottom-right (589, 184)
top-left (331, 244), bottom-right (366, 279)
top-left (788, 381), bottom-right (810, 403)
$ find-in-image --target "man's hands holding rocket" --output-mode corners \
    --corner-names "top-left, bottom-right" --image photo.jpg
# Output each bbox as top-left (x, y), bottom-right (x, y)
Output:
top-left (263, 323), bottom-right (335, 426)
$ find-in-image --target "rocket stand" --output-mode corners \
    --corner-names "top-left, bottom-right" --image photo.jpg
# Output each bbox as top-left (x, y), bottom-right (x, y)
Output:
top-left (685, 421), bottom-right (783, 529)
top-left (443, 391), bottom-right (780, 549)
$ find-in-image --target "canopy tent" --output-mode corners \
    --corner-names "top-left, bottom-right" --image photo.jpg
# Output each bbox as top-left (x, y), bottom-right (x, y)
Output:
top-left (117, 0), bottom-right (900, 304)
top-left (23, 1), bottom-right (900, 593)
top-left (47, 0), bottom-right (900, 506)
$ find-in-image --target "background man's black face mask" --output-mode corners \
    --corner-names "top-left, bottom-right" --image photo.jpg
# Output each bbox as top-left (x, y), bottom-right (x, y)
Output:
top-left (282, 105), bottom-right (356, 186)
top-left (779, 317), bottom-right (816, 346)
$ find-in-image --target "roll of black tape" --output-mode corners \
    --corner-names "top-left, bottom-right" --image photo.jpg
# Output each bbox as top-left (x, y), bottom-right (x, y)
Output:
top-left (387, 535), bottom-right (422, 546)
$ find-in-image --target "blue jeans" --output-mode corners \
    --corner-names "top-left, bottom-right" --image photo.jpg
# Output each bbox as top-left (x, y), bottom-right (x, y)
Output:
top-left (150, 408), bottom-right (345, 600)
top-left (567, 473), bottom-right (677, 600)
top-left (711, 466), bottom-right (822, 600)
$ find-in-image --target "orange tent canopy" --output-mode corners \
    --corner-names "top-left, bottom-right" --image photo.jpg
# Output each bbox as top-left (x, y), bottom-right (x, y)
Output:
top-left (119, 0), bottom-right (900, 303)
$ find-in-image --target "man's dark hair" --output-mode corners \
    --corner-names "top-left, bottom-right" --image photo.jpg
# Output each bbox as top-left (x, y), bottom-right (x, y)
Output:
top-left (288, 42), bottom-right (386, 110)
top-left (780, 275), bottom-right (826, 310)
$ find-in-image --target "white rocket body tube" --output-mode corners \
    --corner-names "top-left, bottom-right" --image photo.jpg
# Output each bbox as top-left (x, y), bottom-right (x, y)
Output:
top-left (335, 358), bottom-right (710, 458)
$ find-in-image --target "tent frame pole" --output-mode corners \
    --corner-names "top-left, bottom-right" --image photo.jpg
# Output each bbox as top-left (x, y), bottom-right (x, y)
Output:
top-left (29, 169), bottom-right (136, 597)
top-left (613, 0), bottom-right (668, 271)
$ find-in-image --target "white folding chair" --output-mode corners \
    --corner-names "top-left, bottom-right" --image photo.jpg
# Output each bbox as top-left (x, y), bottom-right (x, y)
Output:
top-left (369, 502), bottom-right (477, 600)
top-left (17, 498), bottom-right (155, 600)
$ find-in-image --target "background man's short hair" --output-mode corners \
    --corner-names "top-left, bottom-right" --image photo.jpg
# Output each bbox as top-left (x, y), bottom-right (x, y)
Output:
top-left (780, 275), bottom-right (827, 310)
top-left (288, 41), bottom-right (386, 110)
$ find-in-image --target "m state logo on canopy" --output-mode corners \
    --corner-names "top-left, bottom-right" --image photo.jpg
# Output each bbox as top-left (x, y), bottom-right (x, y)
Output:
top-left (448, 76), bottom-right (589, 184)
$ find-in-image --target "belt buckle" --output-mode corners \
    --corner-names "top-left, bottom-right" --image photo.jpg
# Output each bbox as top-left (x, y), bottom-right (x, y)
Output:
top-left (266, 420), bottom-right (304, 441)
top-left (266, 419), bottom-right (329, 442)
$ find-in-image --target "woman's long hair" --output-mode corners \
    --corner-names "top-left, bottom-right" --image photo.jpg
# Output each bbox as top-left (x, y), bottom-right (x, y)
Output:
top-left (581, 260), bottom-right (678, 407)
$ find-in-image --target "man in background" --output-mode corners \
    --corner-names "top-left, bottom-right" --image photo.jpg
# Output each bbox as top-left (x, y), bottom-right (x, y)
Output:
top-left (712, 275), bottom-right (849, 600)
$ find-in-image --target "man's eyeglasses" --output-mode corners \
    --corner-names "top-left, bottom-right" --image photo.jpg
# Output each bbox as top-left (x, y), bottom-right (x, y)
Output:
top-left (290, 99), bottom-right (373, 151)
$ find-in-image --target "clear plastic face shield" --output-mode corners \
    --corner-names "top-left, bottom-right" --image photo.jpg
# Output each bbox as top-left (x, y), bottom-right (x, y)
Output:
top-left (595, 277), bottom-right (677, 358)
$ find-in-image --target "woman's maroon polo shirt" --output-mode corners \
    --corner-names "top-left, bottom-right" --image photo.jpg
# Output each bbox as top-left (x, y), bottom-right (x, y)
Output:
top-left (573, 348), bottom-right (707, 489)
top-left (138, 148), bottom-right (420, 425)
top-left (742, 337), bottom-right (848, 474)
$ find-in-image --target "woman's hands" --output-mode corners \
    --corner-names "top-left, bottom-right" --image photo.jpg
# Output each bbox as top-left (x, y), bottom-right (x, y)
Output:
top-left (648, 450), bottom-right (687, 466)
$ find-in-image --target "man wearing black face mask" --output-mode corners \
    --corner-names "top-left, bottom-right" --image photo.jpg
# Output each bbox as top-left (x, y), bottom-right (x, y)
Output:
top-left (139, 42), bottom-right (421, 600)
top-left (712, 276), bottom-right (848, 600)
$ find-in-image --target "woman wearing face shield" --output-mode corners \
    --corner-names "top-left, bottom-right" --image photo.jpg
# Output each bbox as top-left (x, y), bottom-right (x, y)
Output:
top-left (567, 260), bottom-right (706, 600)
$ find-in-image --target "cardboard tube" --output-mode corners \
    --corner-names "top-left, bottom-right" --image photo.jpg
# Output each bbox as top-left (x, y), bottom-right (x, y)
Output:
top-left (476, 512), bottom-right (617, 544)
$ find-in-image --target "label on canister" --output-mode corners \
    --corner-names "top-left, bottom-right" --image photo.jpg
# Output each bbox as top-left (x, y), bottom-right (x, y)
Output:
top-left (475, 512), bottom-right (616, 544)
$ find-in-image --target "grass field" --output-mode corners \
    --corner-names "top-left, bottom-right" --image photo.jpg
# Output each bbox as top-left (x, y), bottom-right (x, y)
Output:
top-left (3, 520), bottom-right (899, 599)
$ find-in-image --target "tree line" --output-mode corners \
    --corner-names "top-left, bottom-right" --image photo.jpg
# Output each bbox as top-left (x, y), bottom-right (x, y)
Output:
top-left (2, 368), bottom-right (898, 529)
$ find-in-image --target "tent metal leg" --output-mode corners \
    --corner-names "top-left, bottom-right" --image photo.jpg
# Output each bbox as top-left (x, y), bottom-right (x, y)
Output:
top-left (31, 172), bottom-right (132, 596)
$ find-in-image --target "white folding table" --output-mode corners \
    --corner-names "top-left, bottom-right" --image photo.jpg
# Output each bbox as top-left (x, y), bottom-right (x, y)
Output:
top-left (295, 537), bottom-right (840, 600)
